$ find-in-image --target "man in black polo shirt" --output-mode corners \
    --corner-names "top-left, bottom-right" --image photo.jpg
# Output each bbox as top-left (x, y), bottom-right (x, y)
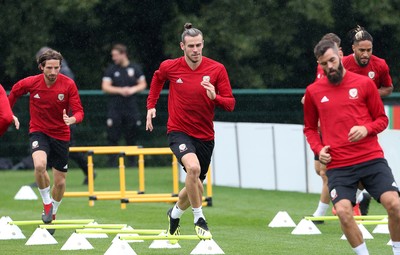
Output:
top-left (102, 44), bottom-right (147, 165)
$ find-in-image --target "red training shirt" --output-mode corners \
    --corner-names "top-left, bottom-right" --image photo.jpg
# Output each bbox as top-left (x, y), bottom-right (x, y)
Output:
top-left (8, 74), bottom-right (84, 141)
top-left (147, 56), bottom-right (235, 141)
top-left (303, 71), bottom-right (388, 169)
top-left (0, 85), bottom-right (14, 136)
top-left (342, 54), bottom-right (392, 89)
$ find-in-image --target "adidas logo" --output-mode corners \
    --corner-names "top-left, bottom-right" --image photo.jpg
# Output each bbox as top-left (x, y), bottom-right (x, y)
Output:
top-left (321, 96), bottom-right (329, 103)
top-left (176, 78), bottom-right (183, 84)
top-left (34, 93), bottom-right (40, 99)
top-left (63, 164), bottom-right (68, 170)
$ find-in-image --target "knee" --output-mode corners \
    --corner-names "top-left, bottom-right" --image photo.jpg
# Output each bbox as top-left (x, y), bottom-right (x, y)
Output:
top-left (53, 177), bottom-right (66, 189)
top-left (335, 203), bottom-right (354, 225)
top-left (384, 196), bottom-right (400, 216)
top-left (185, 163), bottom-right (201, 178)
top-left (34, 160), bottom-right (47, 172)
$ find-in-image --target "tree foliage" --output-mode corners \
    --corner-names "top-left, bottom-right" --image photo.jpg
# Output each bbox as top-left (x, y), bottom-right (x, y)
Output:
top-left (0, 0), bottom-right (399, 89)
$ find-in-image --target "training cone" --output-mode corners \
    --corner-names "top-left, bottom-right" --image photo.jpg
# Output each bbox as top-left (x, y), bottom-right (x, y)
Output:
top-left (190, 239), bottom-right (225, 255)
top-left (61, 233), bottom-right (94, 250)
top-left (372, 219), bottom-right (389, 234)
top-left (25, 228), bottom-right (57, 245)
top-left (0, 223), bottom-right (25, 240)
top-left (79, 222), bottom-right (108, 239)
top-left (291, 219), bottom-right (321, 235)
top-left (149, 232), bottom-right (181, 249)
top-left (341, 224), bottom-right (373, 240)
top-left (14, 185), bottom-right (38, 200)
top-left (268, 211), bottom-right (296, 227)
top-left (104, 239), bottom-right (137, 255)
top-left (0, 216), bottom-right (13, 226)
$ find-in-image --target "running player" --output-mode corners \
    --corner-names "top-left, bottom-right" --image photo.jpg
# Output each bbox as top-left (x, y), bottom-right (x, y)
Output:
top-left (304, 39), bottom-right (400, 255)
top-left (307, 33), bottom-right (345, 222)
top-left (8, 49), bottom-right (84, 233)
top-left (0, 85), bottom-right (19, 136)
top-left (343, 26), bottom-right (393, 214)
top-left (146, 23), bottom-right (235, 240)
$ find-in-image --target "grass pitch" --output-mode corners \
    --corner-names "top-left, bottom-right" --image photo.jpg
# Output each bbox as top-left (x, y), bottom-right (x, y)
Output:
top-left (0, 167), bottom-right (391, 254)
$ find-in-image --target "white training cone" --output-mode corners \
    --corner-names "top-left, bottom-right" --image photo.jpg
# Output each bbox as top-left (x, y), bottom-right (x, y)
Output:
top-left (388, 239), bottom-right (393, 246)
top-left (373, 224), bottom-right (389, 234)
top-left (14, 185), bottom-right (38, 200)
top-left (190, 239), bottom-right (225, 254)
top-left (79, 221), bottom-right (108, 238)
top-left (291, 219), bottom-right (321, 235)
top-left (104, 239), bottom-right (137, 255)
top-left (0, 223), bottom-right (25, 240)
top-left (341, 224), bottom-right (373, 240)
top-left (373, 218), bottom-right (389, 234)
top-left (61, 233), bottom-right (94, 250)
top-left (0, 216), bottom-right (13, 226)
top-left (25, 228), bottom-right (57, 245)
top-left (149, 232), bottom-right (181, 249)
top-left (268, 211), bottom-right (296, 227)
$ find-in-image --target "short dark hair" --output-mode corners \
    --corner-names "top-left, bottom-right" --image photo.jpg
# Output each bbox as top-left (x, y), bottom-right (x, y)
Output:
top-left (181, 23), bottom-right (203, 43)
top-left (349, 25), bottom-right (373, 44)
top-left (321, 33), bottom-right (341, 47)
top-left (37, 49), bottom-right (63, 68)
top-left (314, 39), bottom-right (339, 59)
top-left (112, 43), bottom-right (128, 55)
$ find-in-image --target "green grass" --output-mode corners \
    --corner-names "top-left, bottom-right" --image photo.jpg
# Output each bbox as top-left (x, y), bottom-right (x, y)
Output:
top-left (0, 167), bottom-right (392, 255)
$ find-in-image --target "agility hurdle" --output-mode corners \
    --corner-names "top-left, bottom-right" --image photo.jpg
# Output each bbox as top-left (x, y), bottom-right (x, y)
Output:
top-left (304, 215), bottom-right (387, 221)
top-left (65, 146), bottom-right (213, 209)
top-left (39, 224), bottom-right (127, 229)
top-left (65, 146), bottom-right (139, 208)
top-left (355, 220), bottom-right (388, 225)
top-left (9, 219), bottom-right (95, 226)
top-left (76, 229), bottom-right (165, 235)
top-left (121, 147), bottom-right (212, 207)
top-left (120, 235), bottom-right (204, 241)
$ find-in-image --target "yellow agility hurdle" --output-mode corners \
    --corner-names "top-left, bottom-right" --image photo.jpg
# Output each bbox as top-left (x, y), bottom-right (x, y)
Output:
top-left (65, 146), bottom-right (139, 209)
top-left (120, 147), bottom-right (212, 207)
top-left (64, 146), bottom-right (213, 209)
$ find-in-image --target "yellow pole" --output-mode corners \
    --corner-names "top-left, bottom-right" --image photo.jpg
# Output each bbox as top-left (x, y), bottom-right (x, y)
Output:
top-left (138, 154), bottom-right (145, 193)
top-left (172, 155), bottom-right (179, 194)
top-left (119, 153), bottom-right (127, 209)
top-left (87, 151), bottom-right (95, 207)
top-left (206, 166), bottom-right (212, 198)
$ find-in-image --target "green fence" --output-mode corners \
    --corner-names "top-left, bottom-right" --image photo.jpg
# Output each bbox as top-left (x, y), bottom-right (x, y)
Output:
top-left (2, 89), bottom-right (399, 166)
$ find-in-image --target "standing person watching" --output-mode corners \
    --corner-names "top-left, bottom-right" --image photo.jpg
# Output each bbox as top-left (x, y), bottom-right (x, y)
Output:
top-left (8, 49), bottom-right (84, 234)
top-left (146, 23), bottom-right (235, 241)
top-left (102, 44), bottom-right (147, 166)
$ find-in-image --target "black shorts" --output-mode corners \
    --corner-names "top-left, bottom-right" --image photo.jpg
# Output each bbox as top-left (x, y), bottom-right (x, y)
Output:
top-left (326, 158), bottom-right (399, 205)
top-left (168, 131), bottom-right (214, 181)
top-left (29, 132), bottom-right (69, 172)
